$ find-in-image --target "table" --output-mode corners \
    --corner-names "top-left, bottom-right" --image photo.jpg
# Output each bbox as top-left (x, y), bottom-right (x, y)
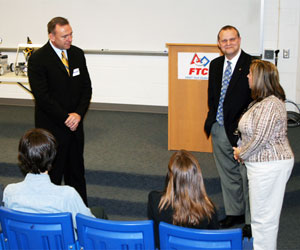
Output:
top-left (0, 72), bottom-right (31, 92)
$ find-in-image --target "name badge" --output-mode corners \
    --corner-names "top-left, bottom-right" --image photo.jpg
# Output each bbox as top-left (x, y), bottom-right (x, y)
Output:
top-left (73, 68), bottom-right (80, 77)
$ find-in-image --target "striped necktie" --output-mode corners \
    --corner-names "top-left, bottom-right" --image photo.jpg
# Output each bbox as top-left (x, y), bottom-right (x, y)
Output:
top-left (216, 61), bottom-right (232, 126)
top-left (61, 51), bottom-right (70, 75)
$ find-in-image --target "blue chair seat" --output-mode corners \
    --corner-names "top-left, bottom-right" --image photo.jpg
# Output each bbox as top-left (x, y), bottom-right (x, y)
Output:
top-left (76, 213), bottom-right (155, 250)
top-left (159, 222), bottom-right (244, 250)
top-left (0, 207), bottom-right (76, 250)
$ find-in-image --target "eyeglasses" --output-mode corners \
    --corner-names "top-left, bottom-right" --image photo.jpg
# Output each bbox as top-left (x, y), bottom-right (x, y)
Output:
top-left (219, 37), bottom-right (238, 45)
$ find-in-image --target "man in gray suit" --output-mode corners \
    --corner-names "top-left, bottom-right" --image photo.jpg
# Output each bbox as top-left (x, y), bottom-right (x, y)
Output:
top-left (204, 25), bottom-right (252, 237)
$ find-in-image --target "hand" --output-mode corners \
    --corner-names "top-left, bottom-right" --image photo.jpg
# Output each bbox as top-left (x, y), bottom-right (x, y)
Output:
top-left (233, 147), bottom-right (242, 163)
top-left (65, 113), bottom-right (81, 131)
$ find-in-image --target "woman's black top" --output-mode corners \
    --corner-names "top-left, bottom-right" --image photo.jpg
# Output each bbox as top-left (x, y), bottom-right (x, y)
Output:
top-left (147, 190), bottom-right (220, 249)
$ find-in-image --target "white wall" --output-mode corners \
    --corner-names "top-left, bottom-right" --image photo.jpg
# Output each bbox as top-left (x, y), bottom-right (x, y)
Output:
top-left (86, 54), bottom-right (168, 106)
top-left (0, 0), bottom-right (299, 107)
top-left (0, 0), bottom-right (262, 53)
top-left (263, 0), bottom-right (300, 105)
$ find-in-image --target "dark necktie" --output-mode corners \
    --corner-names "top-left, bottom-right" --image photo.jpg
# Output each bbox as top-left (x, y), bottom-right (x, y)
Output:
top-left (216, 61), bottom-right (232, 125)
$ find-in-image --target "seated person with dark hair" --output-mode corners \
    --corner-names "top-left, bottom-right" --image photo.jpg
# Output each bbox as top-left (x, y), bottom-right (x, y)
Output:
top-left (3, 128), bottom-right (98, 226)
top-left (148, 150), bottom-right (219, 249)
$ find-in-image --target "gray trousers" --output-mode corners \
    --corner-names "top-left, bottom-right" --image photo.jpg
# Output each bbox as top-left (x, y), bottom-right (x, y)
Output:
top-left (211, 122), bottom-right (250, 224)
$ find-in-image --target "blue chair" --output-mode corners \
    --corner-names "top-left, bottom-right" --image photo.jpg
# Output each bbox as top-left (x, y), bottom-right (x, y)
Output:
top-left (159, 222), bottom-right (243, 250)
top-left (0, 207), bottom-right (77, 250)
top-left (243, 237), bottom-right (254, 250)
top-left (0, 233), bottom-right (5, 250)
top-left (76, 213), bottom-right (155, 250)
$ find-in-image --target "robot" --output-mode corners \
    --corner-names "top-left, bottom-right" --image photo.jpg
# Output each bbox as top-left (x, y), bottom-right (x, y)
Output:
top-left (0, 37), bottom-right (10, 76)
top-left (11, 37), bottom-right (35, 76)
top-left (0, 54), bottom-right (10, 76)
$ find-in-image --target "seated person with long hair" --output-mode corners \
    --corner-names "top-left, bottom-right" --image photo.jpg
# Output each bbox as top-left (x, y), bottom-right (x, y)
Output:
top-left (147, 150), bottom-right (219, 248)
top-left (2, 128), bottom-right (105, 227)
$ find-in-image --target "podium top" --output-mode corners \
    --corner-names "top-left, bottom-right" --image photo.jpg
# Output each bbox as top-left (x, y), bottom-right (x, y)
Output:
top-left (166, 43), bottom-right (218, 47)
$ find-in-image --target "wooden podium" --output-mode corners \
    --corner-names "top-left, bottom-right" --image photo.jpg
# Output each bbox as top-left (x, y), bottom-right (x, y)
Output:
top-left (167, 44), bottom-right (220, 153)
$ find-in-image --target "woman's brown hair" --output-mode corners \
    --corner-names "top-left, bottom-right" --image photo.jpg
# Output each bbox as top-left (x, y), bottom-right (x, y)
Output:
top-left (250, 59), bottom-right (286, 101)
top-left (158, 150), bottom-right (215, 226)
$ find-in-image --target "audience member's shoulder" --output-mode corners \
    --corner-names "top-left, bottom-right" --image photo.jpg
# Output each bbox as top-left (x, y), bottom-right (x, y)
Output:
top-left (148, 190), bottom-right (163, 204)
top-left (51, 183), bottom-right (80, 197)
top-left (3, 181), bottom-right (24, 193)
top-left (148, 190), bottom-right (162, 198)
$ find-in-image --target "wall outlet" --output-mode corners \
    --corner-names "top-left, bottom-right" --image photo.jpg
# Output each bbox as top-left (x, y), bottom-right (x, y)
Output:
top-left (283, 49), bottom-right (290, 59)
top-left (264, 50), bottom-right (274, 60)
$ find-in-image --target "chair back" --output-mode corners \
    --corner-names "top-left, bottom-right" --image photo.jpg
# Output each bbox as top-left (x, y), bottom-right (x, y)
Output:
top-left (76, 213), bottom-right (155, 250)
top-left (0, 207), bottom-right (76, 250)
top-left (159, 222), bottom-right (243, 250)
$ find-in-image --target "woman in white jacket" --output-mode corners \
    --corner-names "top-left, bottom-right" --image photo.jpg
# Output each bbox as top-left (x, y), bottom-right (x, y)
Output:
top-left (233, 60), bottom-right (294, 250)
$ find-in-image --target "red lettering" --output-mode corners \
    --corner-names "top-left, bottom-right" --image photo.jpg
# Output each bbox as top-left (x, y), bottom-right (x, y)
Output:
top-left (189, 68), bottom-right (209, 76)
top-left (189, 68), bottom-right (195, 74)
top-left (190, 68), bottom-right (208, 75)
top-left (202, 68), bottom-right (208, 75)
top-left (196, 68), bottom-right (201, 75)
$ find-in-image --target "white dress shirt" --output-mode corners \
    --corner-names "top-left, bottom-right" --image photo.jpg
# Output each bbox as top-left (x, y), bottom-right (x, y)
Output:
top-left (3, 173), bottom-right (94, 228)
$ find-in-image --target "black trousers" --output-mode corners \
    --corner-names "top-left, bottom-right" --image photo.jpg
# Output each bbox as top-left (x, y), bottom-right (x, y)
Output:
top-left (50, 128), bottom-right (88, 205)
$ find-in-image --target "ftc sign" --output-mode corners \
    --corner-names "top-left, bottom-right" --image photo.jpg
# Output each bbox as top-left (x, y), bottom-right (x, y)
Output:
top-left (178, 52), bottom-right (219, 80)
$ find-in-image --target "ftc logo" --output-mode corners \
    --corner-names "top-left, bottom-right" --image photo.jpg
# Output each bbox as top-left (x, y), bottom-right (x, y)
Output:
top-left (189, 54), bottom-right (210, 76)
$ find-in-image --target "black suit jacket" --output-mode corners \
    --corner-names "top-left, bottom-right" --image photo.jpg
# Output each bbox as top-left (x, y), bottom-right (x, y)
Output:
top-left (204, 50), bottom-right (252, 146)
top-left (28, 41), bottom-right (92, 138)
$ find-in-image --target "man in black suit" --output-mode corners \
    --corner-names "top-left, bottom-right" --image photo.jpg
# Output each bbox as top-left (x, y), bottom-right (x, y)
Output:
top-left (204, 25), bottom-right (252, 237)
top-left (28, 17), bottom-right (92, 205)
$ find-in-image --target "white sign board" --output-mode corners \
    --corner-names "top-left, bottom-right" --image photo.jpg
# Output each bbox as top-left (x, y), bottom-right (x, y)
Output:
top-left (178, 53), bottom-right (219, 80)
